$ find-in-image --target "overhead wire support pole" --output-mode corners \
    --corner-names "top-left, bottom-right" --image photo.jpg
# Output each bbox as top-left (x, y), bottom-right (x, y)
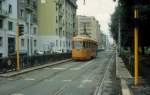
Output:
top-left (134, 6), bottom-right (139, 86)
top-left (83, 0), bottom-right (86, 5)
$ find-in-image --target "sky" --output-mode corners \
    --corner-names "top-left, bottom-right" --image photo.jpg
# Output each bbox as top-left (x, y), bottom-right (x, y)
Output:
top-left (77, 0), bottom-right (117, 43)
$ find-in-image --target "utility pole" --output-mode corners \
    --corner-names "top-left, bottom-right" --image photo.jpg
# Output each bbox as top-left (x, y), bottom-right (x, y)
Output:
top-left (134, 6), bottom-right (139, 86)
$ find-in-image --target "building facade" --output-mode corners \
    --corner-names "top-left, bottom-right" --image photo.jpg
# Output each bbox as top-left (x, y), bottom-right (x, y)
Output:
top-left (0, 0), bottom-right (38, 57)
top-left (76, 15), bottom-right (101, 41)
top-left (17, 0), bottom-right (38, 56)
top-left (37, 0), bottom-right (77, 53)
top-left (0, 0), bottom-right (17, 57)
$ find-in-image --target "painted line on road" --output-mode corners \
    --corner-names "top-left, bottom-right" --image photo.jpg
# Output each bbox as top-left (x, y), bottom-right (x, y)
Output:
top-left (62, 80), bottom-right (72, 82)
top-left (24, 78), bottom-right (35, 81)
top-left (52, 68), bottom-right (66, 70)
top-left (82, 79), bottom-right (93, 83)
top-left (11, 93), bottom-right (24, 95)
top-left (70, 68), bottom-right (80, 70)
top-left (44, 67), bottom-right (51, 70)
top-left (7, 78), bottom-right (14, 80)
top-left (78, 80), bottom-right (93, 88)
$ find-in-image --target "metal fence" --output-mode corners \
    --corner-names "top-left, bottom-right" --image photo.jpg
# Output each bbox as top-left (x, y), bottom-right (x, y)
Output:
top-left (0, 53), bottom-right (71, 73)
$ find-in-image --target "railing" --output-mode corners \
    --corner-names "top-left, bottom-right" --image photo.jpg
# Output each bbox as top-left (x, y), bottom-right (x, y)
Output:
top-left (0, 53), bottom-right (71, 73)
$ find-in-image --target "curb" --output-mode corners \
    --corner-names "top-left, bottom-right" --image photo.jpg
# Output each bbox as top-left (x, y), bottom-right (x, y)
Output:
top-left (116, 55), bottom-right (132, 95)
top-left (121, 79), bottom-right (132, 95)
top-left (0, 59), bottom-right (72, 77)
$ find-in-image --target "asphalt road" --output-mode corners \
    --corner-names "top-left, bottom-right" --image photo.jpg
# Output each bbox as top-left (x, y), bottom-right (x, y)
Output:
top-left (0, 51), bottom-right (119, 95)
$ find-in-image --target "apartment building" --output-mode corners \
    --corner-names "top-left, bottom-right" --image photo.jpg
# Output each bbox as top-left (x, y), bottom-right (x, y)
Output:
top-left (37, 0), bottom-right (77, 53)
top-left (0, 0), bottom-right (17, 57)
top-left (0, 0), bottom-right (38, 57)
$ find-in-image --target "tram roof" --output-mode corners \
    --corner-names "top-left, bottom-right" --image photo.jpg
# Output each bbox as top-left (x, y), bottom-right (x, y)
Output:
top-left (72, 35), bottom-right (97, 42)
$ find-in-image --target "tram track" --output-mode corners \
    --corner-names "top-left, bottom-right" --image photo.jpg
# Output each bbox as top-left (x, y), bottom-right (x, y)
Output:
top-left (93, 54), bottom-right (114, 95)
top-left (51, 53), bottom-right (114, 95)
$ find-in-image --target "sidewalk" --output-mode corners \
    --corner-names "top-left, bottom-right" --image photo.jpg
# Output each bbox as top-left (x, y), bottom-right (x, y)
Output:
top-left (116, 56), bottom-right (133, 95)
top-left (0, 59), bottom-right (71, 77)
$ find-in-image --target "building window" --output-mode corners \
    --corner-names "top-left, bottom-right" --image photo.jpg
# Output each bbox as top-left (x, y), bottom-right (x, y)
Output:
top-left (69, 41), bottom-right (70, 47)
top-left (20, 9), bottom-right (24, 17)
top-left (56, 16), bottom-right (58, 23)
top-left (8, 21), bottom-right (13, 31)
top-left (63, 31), bottom-right (64, 36)
top-left (56, 40), bottom-right (58, 47)
top-left (33, 27), bottom-right (37, 34)
top-left (34, 40), bottom-right (37, 47)
top-left (0, 19), bottom-right (3, 29)
top-left (0, 37), bottom-right (2, 47)
top-left (60, 40), bottom-right (61, 47)
top-left (63, 41), bottom-right (65, 47)
top-left (59, 31), bottom-right (61, 37)
top-left (0, 53), bottom-right (2, 57)
top-left (8, 4), bottom-right (12, 14)
top-left (21, 39), bottom-right (24, 47)
top-left (56, 4), bottom-right (57, 11)
top-left (56, 28), bottom-right (58, 35)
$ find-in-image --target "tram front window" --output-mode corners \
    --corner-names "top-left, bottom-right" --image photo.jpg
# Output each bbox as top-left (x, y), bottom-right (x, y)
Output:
top-left (75, 41), bottom-right (82, 49)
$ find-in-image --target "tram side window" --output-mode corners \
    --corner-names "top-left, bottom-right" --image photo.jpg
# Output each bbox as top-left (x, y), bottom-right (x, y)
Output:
top-left (88, 42), bottom-right (90, 48)
top-left (83, 41), bottom-right (86, 48)
top-left (72, 41), bottom-right (74, 48)
top-left (87, 42), bottom-right (89, 48)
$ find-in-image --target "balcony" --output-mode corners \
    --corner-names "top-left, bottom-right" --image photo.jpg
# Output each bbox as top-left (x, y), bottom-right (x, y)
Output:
top-left (59, 21), bottom-right (63, 28)
top-left (0, 9), bottom-right (8, 18)
top-left (58, 10), bottom-right (63, 16)
top-left (25, 4), bottom-right (34, 11)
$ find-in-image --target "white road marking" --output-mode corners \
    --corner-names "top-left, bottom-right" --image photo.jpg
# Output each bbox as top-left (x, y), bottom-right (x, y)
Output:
top-left (78, 80), bottom-right (93, 88)
top-left (11, 93), bottom-right (24, 95)
top-left (7, 78), bottom-right (14, 80)
top-left (70, 68), bottom-right (80, 70)
top-left (82, 79), bottom-right (92, 83)
top-left (52, 68), bottom-right (66, 70)
top-left (62, 80), bottom-right (72, 82)
top-left (24, 78), bottom-right (35, 81)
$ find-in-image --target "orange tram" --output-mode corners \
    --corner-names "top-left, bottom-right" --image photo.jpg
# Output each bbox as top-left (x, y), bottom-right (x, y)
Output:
top-left (72, 35), bottom-right (98, 60)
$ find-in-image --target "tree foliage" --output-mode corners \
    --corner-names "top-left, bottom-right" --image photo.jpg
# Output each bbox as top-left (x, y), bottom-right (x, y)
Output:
top-left (110, 0), bottom-right (150, 53)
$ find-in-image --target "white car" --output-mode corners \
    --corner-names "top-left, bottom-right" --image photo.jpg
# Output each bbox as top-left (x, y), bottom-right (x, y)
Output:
top-left (55, 50), bottom-right (62, 53)
top-left (36, 51), bottom-right (44, 55)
